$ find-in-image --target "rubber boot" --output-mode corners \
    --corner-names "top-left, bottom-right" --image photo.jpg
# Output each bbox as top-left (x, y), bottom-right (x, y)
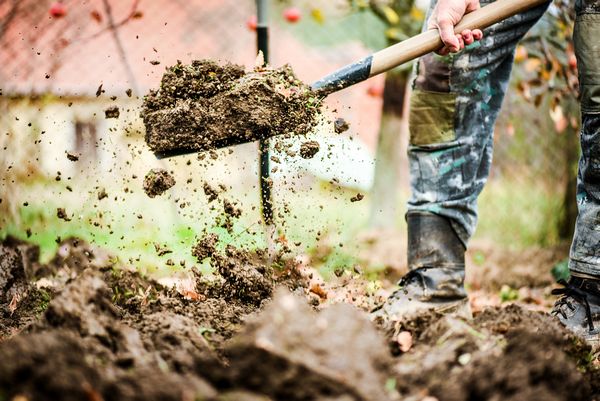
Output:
top-left (552, 273), bottom-right (600, 351)
top-left (372, 212), bottom-right (470, 323)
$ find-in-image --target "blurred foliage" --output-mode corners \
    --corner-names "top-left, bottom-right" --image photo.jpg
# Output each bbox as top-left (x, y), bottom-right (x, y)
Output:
top-left (551, 259), bottom-right (571, 282)
top-left (514, 2), bottom-right (579, 133)
top-left (272, 0), bottom-right (425, 53)
top-left (351, 0), bottom-right (424, 44)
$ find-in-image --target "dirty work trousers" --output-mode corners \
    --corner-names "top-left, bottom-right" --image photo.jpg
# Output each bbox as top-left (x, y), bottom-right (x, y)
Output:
top-left (408, 0), bottom-right (600, 276)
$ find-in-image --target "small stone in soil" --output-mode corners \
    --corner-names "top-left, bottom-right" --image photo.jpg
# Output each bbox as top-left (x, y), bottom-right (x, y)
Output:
top-left (105, 106), bottom-right (120, 119)
top-left (143, 169), bottom-right (176, 198)
top-left (334, 118), bottom-right (349, 134)
top-left (299, 141), bottom-right (320, 159)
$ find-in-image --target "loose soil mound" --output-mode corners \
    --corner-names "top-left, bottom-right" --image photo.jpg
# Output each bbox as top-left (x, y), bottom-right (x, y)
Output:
top-left (141, 60), bottom-right (320, 154)
top-left (1, 238), bottom-right (598, 400)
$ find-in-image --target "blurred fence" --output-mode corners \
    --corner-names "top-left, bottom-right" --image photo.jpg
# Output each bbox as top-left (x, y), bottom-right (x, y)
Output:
top-left (0, 0), bottom-right (580, 250)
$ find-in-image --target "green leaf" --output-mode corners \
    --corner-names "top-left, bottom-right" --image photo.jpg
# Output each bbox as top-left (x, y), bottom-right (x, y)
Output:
top-left (551, 259), bottom-right (570, 282)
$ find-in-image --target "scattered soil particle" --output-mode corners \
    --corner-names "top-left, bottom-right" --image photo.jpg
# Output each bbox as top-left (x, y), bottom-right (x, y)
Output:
top-left (125, 88), bottom-right (132, 97)
top-left (105, 105), bottom-right (120, 119)
top-left (150, 60), bottom-right (160, 65)
top-left (192, 233), bottom-right (219, 262)
top-left (65, 152), bottom-right (79, 161)
top-left (141, 60), bottom-right (319, 154)
top-left (203, 181), bottom-right (220, 202)
top-left (226, 288), bottom-right (393, 401)
top-left (334, 117), bottom-right (350, 133)
top-left (299, 140), bottom-right (320, 159)
top-left (350, 193), bottom-right (364, 202)
top-left (98, 187), bottom-right (108, 200)
top-left (223, 199), bottom-right (242, 218)
top-left (153, 242), bottom-right (172, 257)
top-left (56, 207), bottom-right (71, 221)
top-left (143, 168), bottom-right (175, 198)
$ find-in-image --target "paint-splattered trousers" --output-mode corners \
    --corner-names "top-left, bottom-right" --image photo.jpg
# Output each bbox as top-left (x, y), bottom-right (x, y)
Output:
top-left (408, 0), bottom-right (600, 276)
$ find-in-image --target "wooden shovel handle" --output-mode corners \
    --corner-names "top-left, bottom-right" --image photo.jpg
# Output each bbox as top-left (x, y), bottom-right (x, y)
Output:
top-left (312, 0), bottom-right (550, 95)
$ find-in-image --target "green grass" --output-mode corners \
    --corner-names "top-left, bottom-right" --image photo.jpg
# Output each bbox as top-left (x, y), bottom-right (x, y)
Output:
top-left (475, 179), bottom-right (564, 248)
top-left (1, 173), bottom-right (566, 280)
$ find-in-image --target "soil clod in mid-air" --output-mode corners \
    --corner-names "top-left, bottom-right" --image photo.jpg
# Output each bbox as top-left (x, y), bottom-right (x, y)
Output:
top-left (141, 60), bottom-right (320, 154)
top-left (105, 106), bottom-right (120, 119)
top-left (143, 168), bottom-right (175, 198)
top-left (299, 140), bottom-right (320, 159)
top-left (334, 117), bottom-right (350, 133)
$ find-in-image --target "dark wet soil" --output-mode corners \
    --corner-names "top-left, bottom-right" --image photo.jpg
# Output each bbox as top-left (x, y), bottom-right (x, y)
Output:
top-left (141, 60), bottom-right (320, 154)
top-left (143, 168), bottom-right (176, 198)
top-left (1, 238), bottom-right (598, 401)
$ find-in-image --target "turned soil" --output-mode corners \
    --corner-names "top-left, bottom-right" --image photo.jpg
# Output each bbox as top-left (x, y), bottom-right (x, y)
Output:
top-left (1, 237), bottom-right (599, 401)
top-left (141, 60), bottom-right (320, 154)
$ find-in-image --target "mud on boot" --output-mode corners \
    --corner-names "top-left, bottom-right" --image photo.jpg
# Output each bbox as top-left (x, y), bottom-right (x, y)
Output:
top-left (551, 274), bottom-right (600, 351)
top-left (372, 212), bottom-right (471, 324)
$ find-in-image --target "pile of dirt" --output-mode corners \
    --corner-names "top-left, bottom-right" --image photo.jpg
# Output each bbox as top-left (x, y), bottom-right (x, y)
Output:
top-left (1, 237), bottom-right (599, 401)
top-left (141, 60), bottom-right (320, 154)
top-left (390, 304), bottom-right (597, 401)
top-left (0, 237), bottom-right (51, 339)
top-left (226, 288), bottom-right (393, 401)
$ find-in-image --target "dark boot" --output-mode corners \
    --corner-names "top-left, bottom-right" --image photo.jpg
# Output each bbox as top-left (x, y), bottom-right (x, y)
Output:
top-left (551, 274), bottom-right (600, 351)
top-left (372, 212), bottom-right (470, 323)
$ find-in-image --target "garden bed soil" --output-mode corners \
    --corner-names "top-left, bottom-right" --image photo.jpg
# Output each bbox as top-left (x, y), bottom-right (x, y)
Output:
top-left (1, 237), bottom-right (599, 401)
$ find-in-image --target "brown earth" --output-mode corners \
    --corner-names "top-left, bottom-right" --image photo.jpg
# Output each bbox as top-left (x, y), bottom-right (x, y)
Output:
top-left (143, 168), bottom-right (176, 198)
top-left (141, 60), bottom-right (320, 154)
top-left (1, 237), bottom-right (599, 401)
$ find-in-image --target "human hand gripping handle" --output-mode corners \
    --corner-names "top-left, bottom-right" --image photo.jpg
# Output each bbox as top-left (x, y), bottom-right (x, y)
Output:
top-left (428, 0), bottom-right (483, 55)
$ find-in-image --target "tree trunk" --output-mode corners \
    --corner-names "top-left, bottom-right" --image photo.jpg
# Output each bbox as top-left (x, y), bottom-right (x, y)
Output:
top-left (368, 68), bottom-right (410, 228)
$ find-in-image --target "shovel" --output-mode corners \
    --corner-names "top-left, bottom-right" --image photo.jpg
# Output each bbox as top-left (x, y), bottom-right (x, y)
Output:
top-left (154, 0), bottom-right (548, 159)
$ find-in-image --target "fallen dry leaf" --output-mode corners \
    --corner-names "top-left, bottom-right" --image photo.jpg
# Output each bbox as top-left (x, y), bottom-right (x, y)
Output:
top-left (181, 290), bottom-right (206, 301)
top-left (310, 283), bottom-right (328, 300)
top-left (8, 293), bottom-right (20, 315)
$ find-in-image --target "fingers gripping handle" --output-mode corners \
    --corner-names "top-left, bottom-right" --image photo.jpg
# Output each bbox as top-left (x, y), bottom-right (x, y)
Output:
top-left (311, 0), bottom-right (550, 96)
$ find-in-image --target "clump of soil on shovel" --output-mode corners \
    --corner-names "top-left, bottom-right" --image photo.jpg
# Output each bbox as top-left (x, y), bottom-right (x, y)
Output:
top-left (141, 60), bottom-right (320, 153)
